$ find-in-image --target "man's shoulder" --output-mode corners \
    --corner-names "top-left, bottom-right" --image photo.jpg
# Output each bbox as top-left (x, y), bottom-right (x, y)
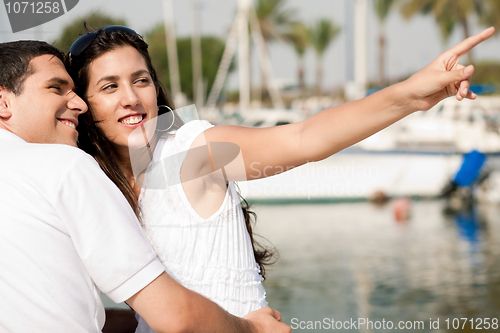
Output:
top-left (30, 143), bottom-right (94, 163)
top-left (35, 143), bottom-right (89, 157)
top-left (9, 142), bottom-right (99, 174)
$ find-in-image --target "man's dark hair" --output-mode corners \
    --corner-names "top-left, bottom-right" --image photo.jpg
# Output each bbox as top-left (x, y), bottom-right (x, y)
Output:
top-left (0, 40), bottom-right (64, 95)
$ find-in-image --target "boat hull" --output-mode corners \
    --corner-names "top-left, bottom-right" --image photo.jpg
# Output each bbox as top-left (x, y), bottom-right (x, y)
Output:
top-left (243, 151), bottom-right (465, 202)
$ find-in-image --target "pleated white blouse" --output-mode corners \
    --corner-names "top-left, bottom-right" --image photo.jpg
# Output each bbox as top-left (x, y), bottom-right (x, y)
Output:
top-left (135, 120), bottom-right (267, 333)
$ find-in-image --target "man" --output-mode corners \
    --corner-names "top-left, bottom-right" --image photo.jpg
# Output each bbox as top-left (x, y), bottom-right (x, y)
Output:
top-left (0, 40), bottom-right (290, 333)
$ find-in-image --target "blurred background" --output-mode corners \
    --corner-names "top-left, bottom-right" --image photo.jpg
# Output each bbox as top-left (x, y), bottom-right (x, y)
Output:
top-left (3, 0), bottom-right (500, 331)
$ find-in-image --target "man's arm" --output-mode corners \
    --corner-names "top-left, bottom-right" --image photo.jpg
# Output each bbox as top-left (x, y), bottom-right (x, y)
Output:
top-left (126, 272), bottom-right (291, 333)
top-left (57, 152), bottom-right (166, 297)
top-left (55, 151), bottom-right (288, 332)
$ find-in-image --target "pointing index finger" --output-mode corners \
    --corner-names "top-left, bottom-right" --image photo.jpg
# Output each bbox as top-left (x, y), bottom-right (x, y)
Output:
top-left (448, 27), bottom-right (495, 58)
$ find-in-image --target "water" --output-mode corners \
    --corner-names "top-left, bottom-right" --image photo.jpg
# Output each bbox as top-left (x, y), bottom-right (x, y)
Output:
top-left (255, 200), bottom-right (500, 332)
top-left (103, 199), bottom-right (500, 332)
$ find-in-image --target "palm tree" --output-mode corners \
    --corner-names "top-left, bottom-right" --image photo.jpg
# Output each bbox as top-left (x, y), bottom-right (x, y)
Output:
top-left (374, 0), bottom-right (398, 85)
top-left (479, 0), bottom-right (500, 34)
top-left (401, 0), bottom-right (483, 63)
top-left (284, 22), bottom-right (310, 90)
top-left (254, 0), bottom-right (296, 45)
top-left (308, 19), bottom-right (341, 95)
top-left (253, 0), bottom-right (296, 100)
top-left (436, 8), bottom-right (457, 47)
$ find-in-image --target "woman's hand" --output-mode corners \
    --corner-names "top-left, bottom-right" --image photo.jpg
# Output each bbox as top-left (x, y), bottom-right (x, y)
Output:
top-left (403, 27), bottom-right (495, 112)
top-left (244, 307), bottom-right (291, 333)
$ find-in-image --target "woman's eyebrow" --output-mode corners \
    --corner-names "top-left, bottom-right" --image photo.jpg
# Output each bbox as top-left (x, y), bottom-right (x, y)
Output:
top-left (95, 75), bottom-right (119, 86)
top-left (94, 70), bottom-right (150, 86)
top-left (131, 70), bottom-right (150, 77)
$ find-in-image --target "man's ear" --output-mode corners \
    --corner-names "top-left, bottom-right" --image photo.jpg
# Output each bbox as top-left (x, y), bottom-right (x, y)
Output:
top-left (0, 86), bottom-right (13, 119)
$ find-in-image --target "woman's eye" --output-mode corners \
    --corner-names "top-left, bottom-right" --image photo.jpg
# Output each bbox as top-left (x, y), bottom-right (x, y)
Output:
top-left (136, 78), bottom-right (150, 84)
top-left (102, 84), bottom-right (117, 91)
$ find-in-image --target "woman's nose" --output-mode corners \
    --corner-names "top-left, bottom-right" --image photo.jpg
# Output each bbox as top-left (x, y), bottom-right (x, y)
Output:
top-left (121, 85), bottom-right (140, 107)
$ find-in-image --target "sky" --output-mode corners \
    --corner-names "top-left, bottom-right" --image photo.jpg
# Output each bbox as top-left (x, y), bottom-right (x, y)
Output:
top-left (1, 0), bottom-right (500, 91)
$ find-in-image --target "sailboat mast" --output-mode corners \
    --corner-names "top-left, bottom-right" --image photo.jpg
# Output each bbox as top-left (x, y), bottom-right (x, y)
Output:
top-left (207, 0), bottom-right (281, 111)
top-left (191, 0), bottom-right (204, 108)
top-left (249, 7), bottom-right (284, 109)
top-left (162, 0), bottom-right (182, 105)
top-left (238, 0), bottom-right (251, 113)
top-left (354, 0), bottom-right (367, 99)
top-left (205, 9), bottom-right (241, 109)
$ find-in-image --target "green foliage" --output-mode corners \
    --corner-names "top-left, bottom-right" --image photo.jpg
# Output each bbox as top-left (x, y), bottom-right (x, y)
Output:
top-left (52, 12), bottom-right (126, 53)
top-left (308, 19), bottom-right (341, 57)
top-left (401, 0), bottom-right (433, 18)
top-left (401, 0), bottom-right (483, 43)
top-left (479, 0), bottom-right (500, 33)
top-left (308, 19), bottom-right (341, 93)
top-left (144, 24), bottom-right (229, 101)
top-left (374, 0), bottom-right (399, 23)
top-left (255, 0), bottom-right (296, 42)
top-left (437, 9), bottom-right (456, 44)
top-left (472, 62), bottom-right (500, 89)
top-left (284, 22), bottom-right (309, 57)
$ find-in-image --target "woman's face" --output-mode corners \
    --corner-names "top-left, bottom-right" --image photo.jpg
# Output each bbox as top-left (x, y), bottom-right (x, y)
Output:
top-left (86, 46), bottom-right (158, 152)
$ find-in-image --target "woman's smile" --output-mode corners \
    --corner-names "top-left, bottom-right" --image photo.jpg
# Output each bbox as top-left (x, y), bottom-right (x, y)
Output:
top-left (118, 113), bottom-right (146, 127)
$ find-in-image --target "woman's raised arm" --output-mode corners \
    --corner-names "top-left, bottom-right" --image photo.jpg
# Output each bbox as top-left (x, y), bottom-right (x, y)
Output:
top-left (186, 27), bottom-right (495, 182)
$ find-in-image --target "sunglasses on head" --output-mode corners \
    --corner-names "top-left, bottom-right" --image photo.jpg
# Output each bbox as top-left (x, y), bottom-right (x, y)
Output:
top-left (69, 25), bottom-right (139, 57)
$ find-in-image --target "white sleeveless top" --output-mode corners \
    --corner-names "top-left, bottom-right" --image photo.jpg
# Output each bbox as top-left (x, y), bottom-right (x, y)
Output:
top-left (135, 120), bottom-right (267, 333)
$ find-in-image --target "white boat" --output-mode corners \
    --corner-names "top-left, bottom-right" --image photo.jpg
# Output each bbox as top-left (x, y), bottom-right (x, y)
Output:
top-left (356, 96), bottom-right (500, 154)
top-left (239, 108), bottom-right (305, 128)
top-left (238, 98), bottom-right (500, 202)
top-left (242, 152), bottom-right (464, 202)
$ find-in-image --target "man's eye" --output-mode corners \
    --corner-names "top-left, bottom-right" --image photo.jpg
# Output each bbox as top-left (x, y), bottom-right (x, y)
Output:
top-left (50, 86), bottom-right (61, 91)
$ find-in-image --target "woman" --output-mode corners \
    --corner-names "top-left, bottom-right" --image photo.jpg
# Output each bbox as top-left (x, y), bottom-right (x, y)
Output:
top-left (67, 25), bottom-right (493, 332)
top-left (67, 26), bottom-right (272, 329)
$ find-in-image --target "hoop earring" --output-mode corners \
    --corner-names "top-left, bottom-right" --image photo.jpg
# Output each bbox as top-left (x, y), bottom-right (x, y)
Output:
top-left (156, 105), bottom-right (175, 132)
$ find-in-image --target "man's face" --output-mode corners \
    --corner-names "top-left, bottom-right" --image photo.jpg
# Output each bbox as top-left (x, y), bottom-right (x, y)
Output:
top-left (6, 54), bottom-right (87, 146)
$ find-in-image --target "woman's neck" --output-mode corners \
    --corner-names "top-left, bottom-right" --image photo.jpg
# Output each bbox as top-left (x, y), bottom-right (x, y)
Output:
top-left (114, 133), bottom-right (160, 200)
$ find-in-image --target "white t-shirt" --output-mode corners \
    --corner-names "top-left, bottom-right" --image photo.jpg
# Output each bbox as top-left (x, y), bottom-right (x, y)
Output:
top-left (0, 129), bottom-right (165, 333)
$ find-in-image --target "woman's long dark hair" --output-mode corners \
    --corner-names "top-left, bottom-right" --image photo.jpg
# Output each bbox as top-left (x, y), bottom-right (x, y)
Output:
top-left (66, 28), bottom-right (175, 218)
top-left (66, 27), bottom-right (276, 278)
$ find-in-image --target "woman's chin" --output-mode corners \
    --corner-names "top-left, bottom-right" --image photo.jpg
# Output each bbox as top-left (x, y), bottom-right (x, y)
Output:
top-left (127, 136), bottom-right (153, 150)
top-left (127, 119), bottom-right (157, 147)
top-left (127, 130), bottom-right (155, 148)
